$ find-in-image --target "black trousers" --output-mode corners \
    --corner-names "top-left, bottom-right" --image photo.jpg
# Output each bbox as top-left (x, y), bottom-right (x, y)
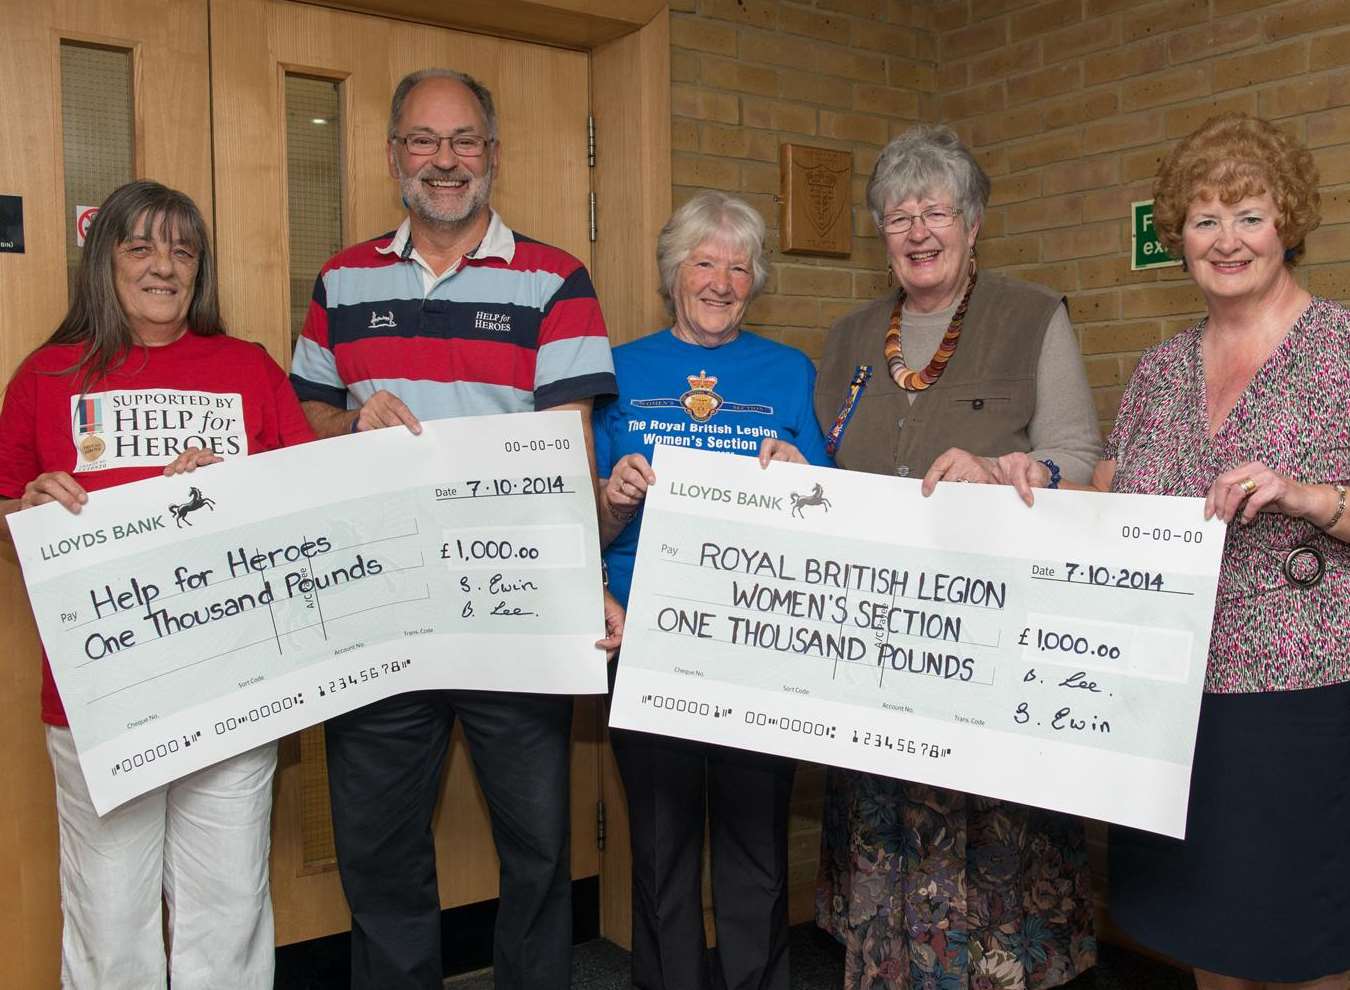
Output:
top-left (611, 726), bottom-right (794, 990)
top-left (325, 689), bottom-right (573, 990)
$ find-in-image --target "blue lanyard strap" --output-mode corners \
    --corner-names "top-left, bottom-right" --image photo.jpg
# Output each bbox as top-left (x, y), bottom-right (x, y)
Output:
top-left (825, 364), bottom-right (872, 457)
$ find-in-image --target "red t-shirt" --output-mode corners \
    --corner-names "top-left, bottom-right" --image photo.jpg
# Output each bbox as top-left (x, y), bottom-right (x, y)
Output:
top-left (0, 332), bottom-right (316, 725)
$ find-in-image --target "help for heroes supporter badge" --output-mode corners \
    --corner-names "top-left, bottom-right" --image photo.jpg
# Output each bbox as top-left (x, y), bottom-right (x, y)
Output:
top-left (68, 389), bottom-right (249, 473)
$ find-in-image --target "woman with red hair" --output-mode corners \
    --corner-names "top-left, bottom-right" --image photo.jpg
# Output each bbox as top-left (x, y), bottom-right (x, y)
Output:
top-left (932, 113), bottom-right (1350, 988)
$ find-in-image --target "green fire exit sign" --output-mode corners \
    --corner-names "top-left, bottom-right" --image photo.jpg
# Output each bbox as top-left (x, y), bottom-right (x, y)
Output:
top-left (1131, 199), bottom-right (1181, 270)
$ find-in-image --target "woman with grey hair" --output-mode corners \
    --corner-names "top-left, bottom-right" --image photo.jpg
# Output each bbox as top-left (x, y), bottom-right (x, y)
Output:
top-left (594, 190), bottom-right (830, 989)
top-left (812, 126), bottom-right (1100, 988)
top-left (0, 180), bottom-right (314, 988)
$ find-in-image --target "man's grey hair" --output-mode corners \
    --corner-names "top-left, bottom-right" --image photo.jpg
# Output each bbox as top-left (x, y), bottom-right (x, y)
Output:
top-left (866, 124), bottom-right (991, 230)
top-left (388, 68), bottom-right (498, 141)
top-left (656, 191), bottom-right (769, 315)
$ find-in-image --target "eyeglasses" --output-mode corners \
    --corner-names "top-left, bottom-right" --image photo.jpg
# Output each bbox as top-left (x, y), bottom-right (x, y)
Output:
top-left (880, 206), bottom-right (962, 235)
top-left (393, 132), bottom-right (492, 157)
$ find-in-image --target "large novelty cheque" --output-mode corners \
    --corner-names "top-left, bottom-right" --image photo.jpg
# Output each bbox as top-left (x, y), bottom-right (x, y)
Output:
top-left (610, 446), bottom-right (1226, 838)
top-left (9, 411), bottom-right (605, 814)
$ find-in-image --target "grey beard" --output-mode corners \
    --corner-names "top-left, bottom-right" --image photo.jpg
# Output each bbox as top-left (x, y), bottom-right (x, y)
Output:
top-left (400, 167), bottom-right (493, 226)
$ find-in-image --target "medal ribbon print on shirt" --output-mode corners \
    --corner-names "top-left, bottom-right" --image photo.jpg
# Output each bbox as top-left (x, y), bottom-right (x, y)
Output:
top-left (75, 395), bottom-right (107, 463)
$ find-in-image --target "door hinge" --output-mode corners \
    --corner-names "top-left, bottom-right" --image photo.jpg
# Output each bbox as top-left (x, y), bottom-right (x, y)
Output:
top-left (587, 113), bottom-right (596, 168)
top-left (589, 191), bottom-right (597, 243)
top-left (596, 797), bottom-right (607, 851)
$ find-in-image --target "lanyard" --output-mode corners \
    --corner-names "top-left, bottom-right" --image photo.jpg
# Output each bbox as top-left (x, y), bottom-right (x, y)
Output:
top-left (824, 364), bottom-right (872, 457)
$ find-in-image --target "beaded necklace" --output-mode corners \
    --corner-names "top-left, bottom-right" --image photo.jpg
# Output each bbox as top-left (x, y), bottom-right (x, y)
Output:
top-left (883, 255), bottom-right (978, 391)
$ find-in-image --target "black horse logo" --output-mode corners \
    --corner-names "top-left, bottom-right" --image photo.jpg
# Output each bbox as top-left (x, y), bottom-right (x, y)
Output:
top-left (169, 487), bottom-right (216, 528)
top-left (790, 483), bottom-right (831, 518)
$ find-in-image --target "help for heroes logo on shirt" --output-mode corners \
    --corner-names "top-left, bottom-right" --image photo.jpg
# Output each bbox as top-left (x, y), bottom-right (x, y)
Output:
top-left (70, 389), bottom-right (247, 473)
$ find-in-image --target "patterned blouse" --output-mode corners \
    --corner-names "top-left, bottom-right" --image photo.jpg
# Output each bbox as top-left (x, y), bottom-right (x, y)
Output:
top-left (1105, 296), bottom-right (1350, 694)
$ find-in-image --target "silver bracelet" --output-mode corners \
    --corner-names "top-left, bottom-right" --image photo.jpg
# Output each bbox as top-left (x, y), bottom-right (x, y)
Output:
top-left (1324, 483), bottom-right (1346, 530)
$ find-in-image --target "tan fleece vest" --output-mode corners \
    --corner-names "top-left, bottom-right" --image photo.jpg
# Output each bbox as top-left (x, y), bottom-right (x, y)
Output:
top-left (813, 272), bottom-right (1062, 478)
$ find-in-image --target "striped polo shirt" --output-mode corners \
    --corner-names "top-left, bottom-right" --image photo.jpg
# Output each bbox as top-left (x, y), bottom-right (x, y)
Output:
top-left (290, 211), bottom-right (616, 418)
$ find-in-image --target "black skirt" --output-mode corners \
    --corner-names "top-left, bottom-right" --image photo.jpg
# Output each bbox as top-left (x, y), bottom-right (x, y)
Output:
top-left (1110, 680), bottom-right (1350, 981)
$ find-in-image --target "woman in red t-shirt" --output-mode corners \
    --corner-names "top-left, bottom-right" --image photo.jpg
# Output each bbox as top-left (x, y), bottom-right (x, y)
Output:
top-left (0, 181), bottom-right (314, 989)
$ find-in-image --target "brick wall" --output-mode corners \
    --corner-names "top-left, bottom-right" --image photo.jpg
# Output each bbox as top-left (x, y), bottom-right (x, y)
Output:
top-left (936, 0), bottom-right (1350, 432)
top-left (669, 0), bottom-right (1350, 435)
top-left (668, 0), bottom-right (937, 365)
top-left (666, 0), bottom-right (1350, 936)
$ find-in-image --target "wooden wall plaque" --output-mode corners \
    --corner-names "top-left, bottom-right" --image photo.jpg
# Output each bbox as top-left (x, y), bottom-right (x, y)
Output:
top-left (779, 143), bottom-right (852, 257)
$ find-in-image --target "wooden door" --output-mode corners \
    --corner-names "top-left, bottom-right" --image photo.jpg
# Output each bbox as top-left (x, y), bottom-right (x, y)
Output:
top-left (209, 0), bottom-right (601, 945)
top-left (0, 2), bottom-right (212, 984)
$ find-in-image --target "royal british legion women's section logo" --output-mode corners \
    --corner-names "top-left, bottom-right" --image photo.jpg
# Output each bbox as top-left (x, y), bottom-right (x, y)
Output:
top-left (680, 371), bottom-right (722, 422)
top-left (629, 370), bottom-right (774, 423)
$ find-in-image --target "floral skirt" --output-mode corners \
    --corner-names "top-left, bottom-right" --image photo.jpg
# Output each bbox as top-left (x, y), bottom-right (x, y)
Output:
top-left (816, 769), bottom-right (1097, 990)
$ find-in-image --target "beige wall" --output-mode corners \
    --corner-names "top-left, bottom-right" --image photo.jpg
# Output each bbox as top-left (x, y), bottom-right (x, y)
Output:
top-left (667, 0), bottom-right (1350, 929)
top-left (935, 0), bottom-right (1350, 432)
top-left (669, 0), bottom-right (1350, 436)
top-left (669, 0), bottom-right (934, 362)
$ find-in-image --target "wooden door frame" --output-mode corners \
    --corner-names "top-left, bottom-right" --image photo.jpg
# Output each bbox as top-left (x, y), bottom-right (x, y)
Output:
top-left (223, 0), bottom-right (670, 948)
top-left (225, 0), bottom-right (671, 367)
top-left (326, 0), bottom-right (674, 354)
top-left (0, 4), bottom-right (216, 985)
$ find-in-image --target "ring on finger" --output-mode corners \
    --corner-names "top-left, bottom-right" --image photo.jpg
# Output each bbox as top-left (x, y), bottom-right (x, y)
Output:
top-left (1239, 478), bottom-right (1257, 496)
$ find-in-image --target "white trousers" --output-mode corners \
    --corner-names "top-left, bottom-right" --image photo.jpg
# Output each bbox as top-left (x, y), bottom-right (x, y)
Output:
top-left (46, 726), bottom-right (276, 990)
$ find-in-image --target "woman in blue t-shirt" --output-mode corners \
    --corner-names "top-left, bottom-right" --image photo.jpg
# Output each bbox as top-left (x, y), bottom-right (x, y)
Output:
top-left (593, 191), bottom-right (829, 990)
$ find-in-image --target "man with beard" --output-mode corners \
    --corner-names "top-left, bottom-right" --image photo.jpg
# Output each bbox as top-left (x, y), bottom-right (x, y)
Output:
top-left (290, 69), bottom-right (618, 990)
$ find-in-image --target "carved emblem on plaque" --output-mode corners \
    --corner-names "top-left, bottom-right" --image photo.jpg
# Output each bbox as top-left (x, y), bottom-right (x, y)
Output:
top-left (780, 144), bottom-right (852, 257)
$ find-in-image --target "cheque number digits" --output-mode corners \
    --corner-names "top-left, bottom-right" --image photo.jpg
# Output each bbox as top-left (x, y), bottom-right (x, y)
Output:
top-left (1120, 525), bottom-right (1204, 544)
top-left (503, 438), bottom-right (571, 453)
top-left (849, 730), bottom-right (951, 759)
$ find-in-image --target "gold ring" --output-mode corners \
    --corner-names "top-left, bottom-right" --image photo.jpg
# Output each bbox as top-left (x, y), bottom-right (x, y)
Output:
top-left (1239, 478), bottom-right (1257, 496)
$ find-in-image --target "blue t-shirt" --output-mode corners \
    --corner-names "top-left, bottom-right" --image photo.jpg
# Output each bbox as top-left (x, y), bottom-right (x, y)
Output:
top-left (594, 329), bottom-right (831, 607)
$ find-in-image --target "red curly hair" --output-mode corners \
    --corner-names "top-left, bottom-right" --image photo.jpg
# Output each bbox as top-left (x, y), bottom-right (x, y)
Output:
top-left (1152, 113), bottom-right (1320, 260)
